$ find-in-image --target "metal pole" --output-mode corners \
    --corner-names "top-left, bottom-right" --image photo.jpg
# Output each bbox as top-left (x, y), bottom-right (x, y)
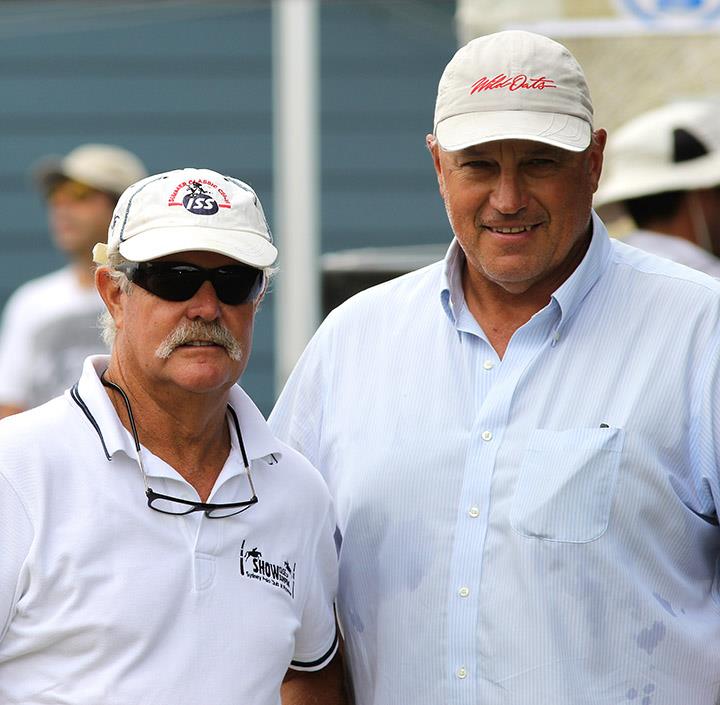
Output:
top-left (272, 0), bottom-right (320, 395)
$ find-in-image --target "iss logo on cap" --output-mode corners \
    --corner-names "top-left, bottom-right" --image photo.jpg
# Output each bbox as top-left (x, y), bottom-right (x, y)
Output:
top-left (167, 178), bottom-right (233, 216)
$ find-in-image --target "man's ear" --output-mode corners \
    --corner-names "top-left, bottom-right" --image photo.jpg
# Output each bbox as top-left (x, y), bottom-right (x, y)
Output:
top-left (95, 266), bottom-right (125, 333)
top-left (588, 128), bottom-right (607, 193)
top-left (426, 133), bottom-right (446, 197)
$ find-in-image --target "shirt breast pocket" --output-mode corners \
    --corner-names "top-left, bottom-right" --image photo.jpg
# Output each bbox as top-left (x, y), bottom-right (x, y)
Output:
top-left (509, 427), bottom-right (624, 543)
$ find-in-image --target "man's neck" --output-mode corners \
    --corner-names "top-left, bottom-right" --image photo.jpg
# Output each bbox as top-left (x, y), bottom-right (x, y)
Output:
top-left (102, 362), bottom-right (232, 502)
top-left (71, 258), bottom-right (96, 289)
top-left (460, 230), bottom-right (591, 358)
top-left (462, 278), bottom-right (547, 359)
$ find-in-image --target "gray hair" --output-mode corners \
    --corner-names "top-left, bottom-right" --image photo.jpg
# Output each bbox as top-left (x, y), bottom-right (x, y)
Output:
top-left (98, 248), bottom-right (277, 348)
top-left (98, 248), bottom-right (132, 347)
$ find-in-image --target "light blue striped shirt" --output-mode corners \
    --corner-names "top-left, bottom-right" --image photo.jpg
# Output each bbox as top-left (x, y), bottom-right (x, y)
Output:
top-left (269, 212), bottom-right (720, 705)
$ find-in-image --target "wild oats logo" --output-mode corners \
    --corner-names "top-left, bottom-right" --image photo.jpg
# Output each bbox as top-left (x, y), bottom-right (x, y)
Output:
top-left (239, 540), bottom-right (296, 598)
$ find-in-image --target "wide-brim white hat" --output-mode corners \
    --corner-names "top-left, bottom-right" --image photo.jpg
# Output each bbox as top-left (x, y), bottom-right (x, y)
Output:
top-left (595, 99), bottom-right (720, 207)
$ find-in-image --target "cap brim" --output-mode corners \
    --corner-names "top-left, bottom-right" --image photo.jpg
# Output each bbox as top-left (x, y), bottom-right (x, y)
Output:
top-left (118, 227), bottom-right (278, 268)
top-left (435, 111), bottom-right (591, 152)
top-left (595, 152), bottom-right (720, 207)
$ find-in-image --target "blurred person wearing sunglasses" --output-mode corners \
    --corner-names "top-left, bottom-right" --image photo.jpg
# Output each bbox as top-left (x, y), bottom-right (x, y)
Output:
top-left (0, 169), bottom-right (344, 705)
top-left (595, 99), bottom-right (720, 277)
top-left (0, 143), bottom-right (148, 418)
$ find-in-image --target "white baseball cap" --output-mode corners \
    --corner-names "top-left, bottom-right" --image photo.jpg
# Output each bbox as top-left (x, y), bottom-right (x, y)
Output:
top-left (94, 168), bottom-right (278, 268)
top-left (34, 143), bottom-right (148, 197)
top-left (433, 30), bottom-right (593, 152)
top-left (594, 99), bottom-right (720, 208)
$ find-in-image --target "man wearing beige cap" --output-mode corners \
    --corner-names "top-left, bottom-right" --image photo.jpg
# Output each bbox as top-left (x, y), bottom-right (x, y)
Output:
top-left (271, 30), bottom-right (720, 704)
top-left (0, 143), bottom-right (147, 418)
top-left (595, 98), bottom-right (720, 276)
top-left (0, 169), bottom-right (344, 704)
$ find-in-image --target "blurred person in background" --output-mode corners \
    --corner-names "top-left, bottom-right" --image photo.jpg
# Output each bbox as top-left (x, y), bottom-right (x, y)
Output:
top-left (595, 99), bottom-right (720, 276)
top-left (271, 30), bottom-right (720, 704)
top-left (0, 143), bottom-right (147, 418)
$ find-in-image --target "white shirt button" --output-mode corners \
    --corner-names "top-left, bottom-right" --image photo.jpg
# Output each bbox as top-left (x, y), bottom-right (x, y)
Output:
top-left (457, 666), bottom-right (467, 679)
top-left (458, 586), bottom-right (470, 598)
top-left (468, 506), bottom-right (480, 518)
top-left (483, 359), bottom-right (494, 370)
top-left (481, 430), bottom-right (493, 441)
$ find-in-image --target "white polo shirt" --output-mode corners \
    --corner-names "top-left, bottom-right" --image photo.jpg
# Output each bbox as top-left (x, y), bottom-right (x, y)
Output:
top-left (0, 356), bottom-right (338, 705)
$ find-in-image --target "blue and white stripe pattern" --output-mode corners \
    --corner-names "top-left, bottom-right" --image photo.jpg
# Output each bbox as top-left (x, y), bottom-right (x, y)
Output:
top-left (270, 211), bottom-right (720, 705)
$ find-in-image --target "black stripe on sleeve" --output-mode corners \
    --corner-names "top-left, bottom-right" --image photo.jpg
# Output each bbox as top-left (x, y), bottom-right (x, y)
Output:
top-left (290, 629), bottom-right (339, 671)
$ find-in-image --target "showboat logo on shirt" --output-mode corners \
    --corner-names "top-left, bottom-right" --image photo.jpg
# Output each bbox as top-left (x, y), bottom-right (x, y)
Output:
top-left (167, 179), bottom-right (232, 216)
top-left (239, 540), bottom-right (296, 598)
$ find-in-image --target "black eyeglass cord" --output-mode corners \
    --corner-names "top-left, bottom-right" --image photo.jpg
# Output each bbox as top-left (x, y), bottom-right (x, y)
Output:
top-left (100, 371), bottom-right (249, 465)
top-left (100, 370), bottom-right (255, 513)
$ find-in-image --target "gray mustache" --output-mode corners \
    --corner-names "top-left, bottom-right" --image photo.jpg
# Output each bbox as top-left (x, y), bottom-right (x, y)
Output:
top-left (155, 320), bottom-right (244, 361)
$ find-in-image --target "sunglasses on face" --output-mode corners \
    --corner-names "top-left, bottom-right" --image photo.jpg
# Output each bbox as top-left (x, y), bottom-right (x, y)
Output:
top-left (116, 261), bottom-right (265, 305)
top-left (48, 179), bottom-right (101, 203)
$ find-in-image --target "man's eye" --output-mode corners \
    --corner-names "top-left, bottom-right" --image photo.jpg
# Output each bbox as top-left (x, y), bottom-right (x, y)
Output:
top-left (524, 158), bottom-right (560, 173)
top-left (461, 160), bottom-right (493, 169)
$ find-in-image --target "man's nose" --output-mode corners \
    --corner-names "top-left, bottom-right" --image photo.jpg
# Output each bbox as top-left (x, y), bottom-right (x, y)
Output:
top-left (488, 168), bottom-right (527, 215)
top-left (186, 280), bottom-right (222, 321)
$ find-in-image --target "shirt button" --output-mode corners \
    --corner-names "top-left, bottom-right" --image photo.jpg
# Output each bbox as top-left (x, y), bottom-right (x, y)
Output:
top-left (457, 667), bottom-right (467, 679)
top-left (481, 430), bottom-right (493, 441)
top-left (458, 586), bottom-right (470, 598)
top-left (468, 506), bottom-right (480, 518)
top-left (483, 359), bottom-right (494, 370)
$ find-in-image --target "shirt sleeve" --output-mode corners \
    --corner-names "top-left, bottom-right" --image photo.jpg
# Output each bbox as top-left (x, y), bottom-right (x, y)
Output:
top-left (0, 471), bottom-right (33, 643)
top-left (289, 499), bottom-right (339, 671)
top-left (0, 288), bottom-right (36, 407)
top-left (691, 316), bottom-right (720, 518)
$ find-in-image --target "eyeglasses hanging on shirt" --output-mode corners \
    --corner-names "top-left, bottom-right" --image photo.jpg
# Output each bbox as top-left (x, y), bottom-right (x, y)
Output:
top-left (101, 373), bottom-right (258, 518)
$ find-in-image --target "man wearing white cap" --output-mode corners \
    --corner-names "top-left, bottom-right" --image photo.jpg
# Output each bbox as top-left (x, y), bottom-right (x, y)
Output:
top-left (0, 169), bottom-right (344, 704)
top-left (270, 30), bottom-right (720, 704)
top-left (595, 99), bottom-right (720, 276)
top-left (0, 143), bottom-right (148, 418)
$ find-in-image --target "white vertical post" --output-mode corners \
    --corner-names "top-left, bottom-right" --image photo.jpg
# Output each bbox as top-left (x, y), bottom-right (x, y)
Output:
top-left (272, 0), bottom-right (320, 394)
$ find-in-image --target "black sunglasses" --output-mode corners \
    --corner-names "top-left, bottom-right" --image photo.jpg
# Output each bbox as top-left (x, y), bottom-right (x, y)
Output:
top-left (116, 261), bottom-right (265, 305)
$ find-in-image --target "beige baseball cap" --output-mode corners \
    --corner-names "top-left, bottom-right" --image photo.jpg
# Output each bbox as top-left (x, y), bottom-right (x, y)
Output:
top-left (93, 168), bottom-right (278, 269)
top-left (34, 143), bottom-right (148, 197)
top-left (434, 30), bottom-right (593, 153)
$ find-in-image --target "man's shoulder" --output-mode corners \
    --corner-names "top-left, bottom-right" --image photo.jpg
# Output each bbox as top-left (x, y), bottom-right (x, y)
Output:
top-left (616, 231), bottom-right (720, 279)
top-left (0, 393), bottom-right (80, 457)
top-left (229, 384), bottom-right (332, 502)
top-left (324, 259), bottom-right (446, 326)
top-left (0, 269), bottom-right (89, 332)
top-left (269, 438), bottom-right (332, 500)
top-left (609, 237), bottom-right (720, 297)
top-left (604, 239), bottom-right (720, 340)
top-left (4, 267), bottom-right (75, 307)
